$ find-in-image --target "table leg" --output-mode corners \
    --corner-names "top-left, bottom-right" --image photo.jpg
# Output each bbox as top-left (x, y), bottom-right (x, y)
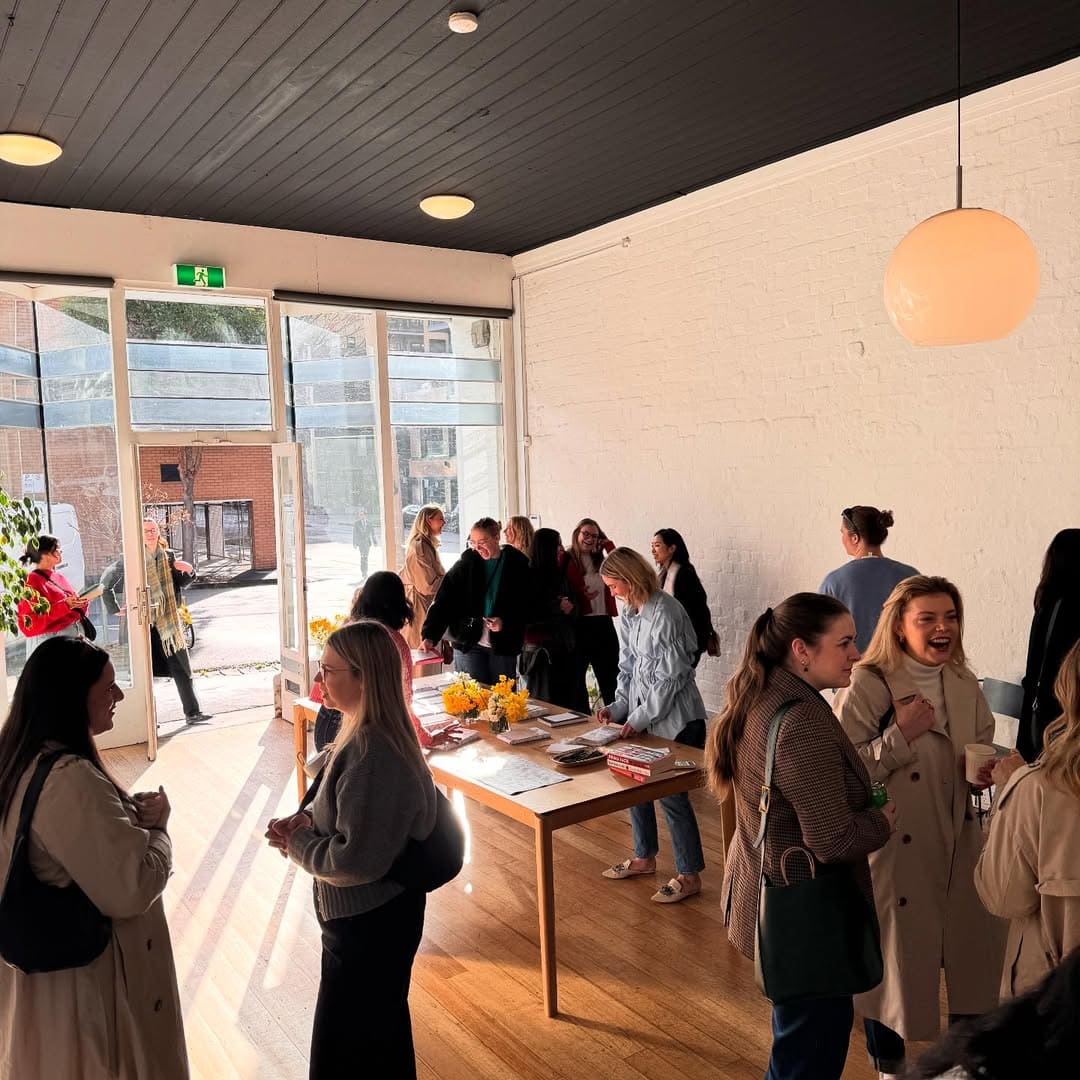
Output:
top-left (720, 791), bottom-right (737, 859)
top-left (534, 819), bottom-right (557, 1017)
top-left (293, 704), bottom-right (307, 803)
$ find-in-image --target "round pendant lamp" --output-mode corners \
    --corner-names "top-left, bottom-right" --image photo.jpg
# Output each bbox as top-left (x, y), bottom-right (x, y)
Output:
top-left (419, 194), bottom-right (474, 220)
top-left (883, 1), bottom-right (1038, 346)
top-left (884, 206), bottom-right (1039, 346)
top-left (0, 132), bottom-right (63, 166)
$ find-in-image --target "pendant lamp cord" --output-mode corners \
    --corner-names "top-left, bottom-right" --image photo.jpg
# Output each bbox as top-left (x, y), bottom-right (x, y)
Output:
top-left (955, 0), bottom-right (963, 209)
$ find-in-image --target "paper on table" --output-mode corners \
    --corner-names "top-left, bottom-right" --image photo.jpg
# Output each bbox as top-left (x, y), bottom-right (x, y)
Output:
top-left (410, 649), bottom-right (443, 665)
top-left (545, 741), bottom-right (581, 755)
top-left (480, 755), bottom-right (570, 796)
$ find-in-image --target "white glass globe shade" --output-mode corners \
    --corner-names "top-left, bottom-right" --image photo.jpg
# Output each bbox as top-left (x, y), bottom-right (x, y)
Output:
top-left (884, 208), bottom-right (1039, 346)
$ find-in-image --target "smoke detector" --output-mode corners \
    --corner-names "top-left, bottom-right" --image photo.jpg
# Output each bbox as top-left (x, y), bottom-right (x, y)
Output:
top-left (448, 11), bottom-right (479, 33)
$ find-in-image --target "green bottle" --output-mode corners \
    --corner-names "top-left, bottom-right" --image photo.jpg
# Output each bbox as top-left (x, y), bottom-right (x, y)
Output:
top-left (870, 781), bottom-right (889, 809)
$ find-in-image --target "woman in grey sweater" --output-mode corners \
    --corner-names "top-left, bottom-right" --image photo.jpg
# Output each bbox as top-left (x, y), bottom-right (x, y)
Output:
top-left (267, 621), bottom-right (437, 1079)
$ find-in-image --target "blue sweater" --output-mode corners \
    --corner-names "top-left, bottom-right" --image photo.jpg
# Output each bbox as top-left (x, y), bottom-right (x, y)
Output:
top-left (819, 556), bottom-right (919, 652)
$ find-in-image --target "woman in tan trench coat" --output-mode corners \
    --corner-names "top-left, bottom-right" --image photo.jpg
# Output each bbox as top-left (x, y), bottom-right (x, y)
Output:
top-left (975, 640), bottom-right (1080, 1000)
top-left (835, 576), bottom-right (1006, 1078)
top-left (0, 637), bottom-right (188, 1080)
top-left (399, 504), bottom-right (446, 654)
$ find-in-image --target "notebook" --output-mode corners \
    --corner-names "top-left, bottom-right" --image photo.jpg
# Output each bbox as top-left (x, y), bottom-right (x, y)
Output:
top-left (537, 711), bottom-right (587, 728)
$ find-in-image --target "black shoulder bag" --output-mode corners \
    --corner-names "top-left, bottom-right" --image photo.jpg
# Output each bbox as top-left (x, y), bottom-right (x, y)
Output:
top-left (300, 764), bottom-right (464, 893)
top-left (0, 751), bottom-right (112, 973)
top-left (753, 702), bottom-right (884, 1005)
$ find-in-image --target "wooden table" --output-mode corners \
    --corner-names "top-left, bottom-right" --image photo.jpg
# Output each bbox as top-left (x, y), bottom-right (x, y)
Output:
top-left (421, 688), bottom-right (706, 1018)
top-left (292, 697), bottom-right (320, 801)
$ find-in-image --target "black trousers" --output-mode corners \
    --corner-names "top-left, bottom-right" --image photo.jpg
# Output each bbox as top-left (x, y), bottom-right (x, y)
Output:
top-left (311, 890), bottom-right (426, 1080)
top-left (150, 628), bottom-right (201, 717)
top-left (575, 615), bottom-right (619, 709)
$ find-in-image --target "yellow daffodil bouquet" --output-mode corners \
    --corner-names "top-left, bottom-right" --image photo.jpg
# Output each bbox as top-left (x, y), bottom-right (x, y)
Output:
top-left (480, 675), bottom-right (530, 733)
top-left (309, 614), bottom-right (346, 648)
top-left (441, 675), bottom-right (491, 722)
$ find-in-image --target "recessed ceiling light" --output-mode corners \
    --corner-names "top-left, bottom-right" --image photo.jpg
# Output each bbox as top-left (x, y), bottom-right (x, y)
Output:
top-left (0, 133), bottom-right (63, 166)
top-left (448, 11), bottom-right (479, 33)
top-left (419, 195), bottom-right (475, 220)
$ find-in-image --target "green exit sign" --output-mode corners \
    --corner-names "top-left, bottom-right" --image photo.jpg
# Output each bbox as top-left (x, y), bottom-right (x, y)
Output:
top-left (173, 263), bottom-right (226, 288)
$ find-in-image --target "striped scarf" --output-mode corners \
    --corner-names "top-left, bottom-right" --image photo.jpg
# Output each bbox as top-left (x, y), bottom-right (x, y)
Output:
top-left (145, 543), bottom-right (186, 656)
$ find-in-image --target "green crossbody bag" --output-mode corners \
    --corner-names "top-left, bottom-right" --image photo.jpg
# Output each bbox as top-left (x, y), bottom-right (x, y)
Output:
top-left (752, 702), bottom-right (884, 1005)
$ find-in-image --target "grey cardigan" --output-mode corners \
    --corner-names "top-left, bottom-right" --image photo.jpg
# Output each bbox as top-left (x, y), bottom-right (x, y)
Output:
top-left (606, 590), bottom-right (706, 741)
top-left (287, 729), bottom-right (437, 921)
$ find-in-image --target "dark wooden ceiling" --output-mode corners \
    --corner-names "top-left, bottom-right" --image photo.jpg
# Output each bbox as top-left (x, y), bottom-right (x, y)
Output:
top-left (0, 1), bottom-right (1077, 256)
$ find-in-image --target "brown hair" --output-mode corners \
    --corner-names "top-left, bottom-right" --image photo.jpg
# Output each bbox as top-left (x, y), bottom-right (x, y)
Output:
top-left (325, 621), bottom-right (427, 772)
top-left (1041, 640), bottom-right (1080, 799)
top-left (599, 547), bottom-right (657, 609)
top-left (569, 517), bottom-right (604, 573)
top-left (841, 506), bottom-right (895, 547)
top-left (705, 593), bottom-right (850, 793)
top-left (469, 517), bottom-right (501, 540)
top-left (857, 574), bottom-right (968, 673)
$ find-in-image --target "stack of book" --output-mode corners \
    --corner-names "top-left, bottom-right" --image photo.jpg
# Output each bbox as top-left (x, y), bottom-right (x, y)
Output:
top-left (496, 726), bottom-right (550, 746)
top-left (606, 744), bottom-right (672, 783)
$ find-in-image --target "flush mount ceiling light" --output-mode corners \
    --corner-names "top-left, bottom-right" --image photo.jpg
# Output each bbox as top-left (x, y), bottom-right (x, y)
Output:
top-left (419, 194), bottom-right (475, 219)
top-left (0, 133), bottom-right (63, 166)
top-left (883, 0), bottom-right (1038, 346)
top-left (447, 11), bottom-right (479, 33)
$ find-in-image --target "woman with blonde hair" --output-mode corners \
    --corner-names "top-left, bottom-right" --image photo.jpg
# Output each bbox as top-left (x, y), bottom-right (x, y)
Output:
top-left (976, 640), bottom-right (1080, 999)
top-left (595, 547), bottom-right (708, 903)
top-left (399, 504), bottom-right (446, 653)
top-left (835, 575), bottom-right (1006, 1078)
top-left (711, 593), bottom-right (894, 1080)
top-left (267, 621), bottom-right (437, 1077)
top-left (503, 515), bottom-right (535, 556)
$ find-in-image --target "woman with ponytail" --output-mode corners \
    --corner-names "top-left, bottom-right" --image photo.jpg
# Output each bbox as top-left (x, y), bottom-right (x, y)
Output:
top-left (708, 593), bottom-right (894, 1080)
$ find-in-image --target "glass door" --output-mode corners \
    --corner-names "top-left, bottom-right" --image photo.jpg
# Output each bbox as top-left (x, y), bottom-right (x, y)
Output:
top-left (273, 443), bottom-right (309, 715)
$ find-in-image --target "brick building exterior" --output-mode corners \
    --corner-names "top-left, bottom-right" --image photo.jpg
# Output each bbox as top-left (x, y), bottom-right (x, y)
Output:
top-left (138, 446), bottom-right (276, 570)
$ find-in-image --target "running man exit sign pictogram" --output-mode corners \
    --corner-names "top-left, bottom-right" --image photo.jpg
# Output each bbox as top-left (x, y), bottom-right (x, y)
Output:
top-left (173, 263), bottom-right (226, 288)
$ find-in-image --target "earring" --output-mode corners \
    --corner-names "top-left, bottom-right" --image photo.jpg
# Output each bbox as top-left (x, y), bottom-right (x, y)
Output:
top-left (802, 664), bottom-right (809, 673)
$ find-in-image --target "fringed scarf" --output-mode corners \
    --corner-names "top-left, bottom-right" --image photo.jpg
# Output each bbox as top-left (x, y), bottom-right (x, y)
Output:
top-left (145, 543), bottom-right (186, 656)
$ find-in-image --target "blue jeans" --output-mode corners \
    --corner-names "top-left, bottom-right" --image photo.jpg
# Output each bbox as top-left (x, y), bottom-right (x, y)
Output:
top-left (767, 997), bottom-right (854, 1080)
top-left (453, 646), bottom-right (518, 684)
top-left (629, 720), bottom-right (705, 875)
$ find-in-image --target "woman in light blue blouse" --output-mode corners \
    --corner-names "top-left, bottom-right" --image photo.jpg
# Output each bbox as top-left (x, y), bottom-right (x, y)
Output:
top-left (596, 547), bottom-right (707, 904)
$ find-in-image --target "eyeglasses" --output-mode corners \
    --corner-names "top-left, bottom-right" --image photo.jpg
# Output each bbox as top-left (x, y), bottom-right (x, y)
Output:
top-left (316, 661), bottom-right (351, 676)
top-left (579, 531), bottom-right (600, 540)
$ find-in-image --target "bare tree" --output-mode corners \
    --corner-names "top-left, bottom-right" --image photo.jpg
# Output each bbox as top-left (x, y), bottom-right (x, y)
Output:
top-left (178, 447), bottom-right (203, 567)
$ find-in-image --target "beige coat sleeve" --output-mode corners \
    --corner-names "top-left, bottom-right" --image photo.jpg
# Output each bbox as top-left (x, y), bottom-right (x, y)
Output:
top-left (403, 541), bottom-right (443, 599)
top-left (975, 767), bottom-right (1041, 919)
top-left (835, 669), bottom-right (918, 782)
top-left (31, 756), bottom-right (173, 919)
top-left (975, 683), bottom-right (997, 746)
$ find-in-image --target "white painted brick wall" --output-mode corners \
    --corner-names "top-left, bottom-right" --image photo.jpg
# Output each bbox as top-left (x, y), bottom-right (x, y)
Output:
top-left (514, 60), bottom-right (1080, 711)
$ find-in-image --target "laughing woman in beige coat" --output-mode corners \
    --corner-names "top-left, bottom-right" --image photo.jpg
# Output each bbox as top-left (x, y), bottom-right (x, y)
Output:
top-left (834, 576), bottom-right (1006, 1079)
top-left (399, 504), bottom-right (446, 653)
top-left (975, 640), bottom-right (1080, 1000)
top-left (0, 638), bottom-right (188, 1080)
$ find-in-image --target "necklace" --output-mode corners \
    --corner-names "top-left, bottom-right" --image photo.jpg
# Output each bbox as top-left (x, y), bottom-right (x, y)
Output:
top-left (857, 552), bottom-right (882, 559)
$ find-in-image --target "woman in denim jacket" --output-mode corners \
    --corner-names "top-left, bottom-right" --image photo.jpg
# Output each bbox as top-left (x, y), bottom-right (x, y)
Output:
top-left (596, 547), bottom-right (707, 903)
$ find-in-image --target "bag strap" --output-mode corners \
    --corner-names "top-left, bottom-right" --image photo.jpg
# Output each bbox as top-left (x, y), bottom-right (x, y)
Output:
top-left (14, 750), bottom-right (67, 844)
top-left (753, 701), bottom-right (798, 852)
top-left (1032, 598), bottom-right (1064, 705)
top-left (298, 767), bottom-right (324, 812)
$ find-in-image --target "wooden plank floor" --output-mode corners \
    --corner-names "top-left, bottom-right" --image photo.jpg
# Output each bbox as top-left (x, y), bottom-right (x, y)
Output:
top-left (104, 716), bottom-right (882, 1080)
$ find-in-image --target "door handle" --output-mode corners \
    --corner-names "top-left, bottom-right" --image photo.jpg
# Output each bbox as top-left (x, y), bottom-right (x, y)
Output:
top-left (133, 586), bottom-right (152, 626)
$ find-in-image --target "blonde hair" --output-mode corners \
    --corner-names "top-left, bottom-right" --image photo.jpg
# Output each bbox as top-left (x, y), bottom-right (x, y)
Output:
top-left (505, 515), bottom-right (535, 554)
top-left (1041, 640), bottom-right (1080, 799)
top-left (325, 621), bottom-right (427, 773)
top-left (599, 547), bottom-right (658, 610)
top-left (858, 574), bottom-right (968, 674)
top-left (405, 504), bottom-right (444, 548)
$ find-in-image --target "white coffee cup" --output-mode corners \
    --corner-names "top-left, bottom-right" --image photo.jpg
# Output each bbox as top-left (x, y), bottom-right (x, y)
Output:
top-left (964, 743), bottom-right (996, 783)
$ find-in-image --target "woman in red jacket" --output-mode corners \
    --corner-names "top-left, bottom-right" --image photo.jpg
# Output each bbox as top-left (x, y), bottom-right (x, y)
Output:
top-left (17, 535), bottom-right (89, 655)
